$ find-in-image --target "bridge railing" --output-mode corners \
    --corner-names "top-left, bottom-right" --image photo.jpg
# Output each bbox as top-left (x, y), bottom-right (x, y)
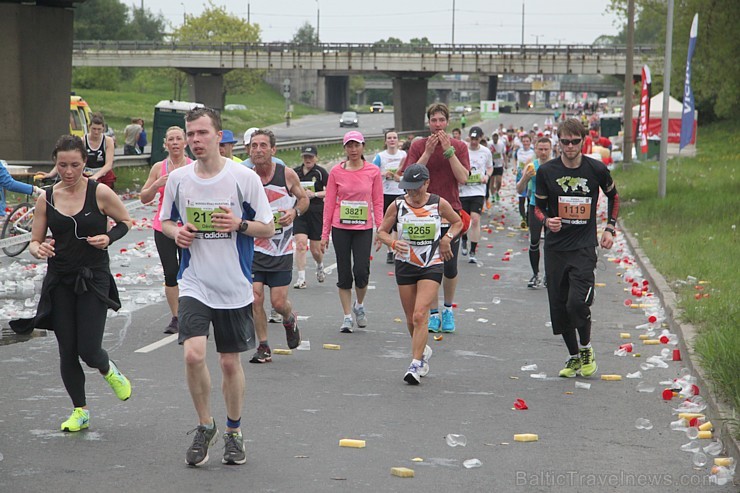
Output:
top-left (73, 40), bottom-right (659, 58)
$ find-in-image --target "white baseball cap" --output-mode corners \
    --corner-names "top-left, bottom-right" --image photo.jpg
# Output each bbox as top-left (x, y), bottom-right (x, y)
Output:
top-left (243, 127), bottom-right (260, 145)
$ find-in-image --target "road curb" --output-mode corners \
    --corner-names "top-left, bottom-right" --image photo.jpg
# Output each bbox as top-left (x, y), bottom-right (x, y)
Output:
top-left (620, 225), bottom-right (740, 463)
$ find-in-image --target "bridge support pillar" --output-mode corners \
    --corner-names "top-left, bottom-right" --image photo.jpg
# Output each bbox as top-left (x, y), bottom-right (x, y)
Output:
top-left (435, 89), bottom-right (451, 105)
top-left (324, 76), bottom-right (350, 112)
top-left (0, 4), bottom-right (73, 161)
top-left (480, 75), bottom-right (499, 100)
top-left (392, 74), bottom-right (429, 132)
top-left (185, 71), bottom-right (227, 111)
top-left (518, 91), bottom-right (530, 109)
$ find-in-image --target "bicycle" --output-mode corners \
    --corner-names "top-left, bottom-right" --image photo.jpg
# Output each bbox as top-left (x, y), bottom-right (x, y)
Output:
top-left (1, 177), bottom-right (56, 257)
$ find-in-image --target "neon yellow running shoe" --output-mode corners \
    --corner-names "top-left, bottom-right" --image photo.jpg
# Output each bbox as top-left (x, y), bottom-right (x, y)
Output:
top-left (559, 357), bottom-right (582, 378)
top-left (61, 407), bottom-right (89, 432)
top-left (580, 347), bottom-right (598, 377)
top-left (104, 360), bottom-right (132, 401)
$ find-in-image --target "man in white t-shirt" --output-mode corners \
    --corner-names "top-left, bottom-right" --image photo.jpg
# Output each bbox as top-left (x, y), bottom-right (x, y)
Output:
top-left (488, 132), bottom-right (507, 203)
top-left (515, 134), bottom-right (535, 228)
top-left (161, 107), bottom-right (274, 467)
top-left (459, 126), bottom-right (492, 263)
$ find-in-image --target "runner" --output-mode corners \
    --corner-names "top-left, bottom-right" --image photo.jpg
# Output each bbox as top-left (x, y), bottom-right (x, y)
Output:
top-left (515, 134), bottom-right (535, 228)
top-left (241, 127), bottom-right (286, 170)
top-left (293, 144), bottom-right (329, 289)
top-left (398, 103), bottom-right (470, 334)
top-left (140, 126), bottom-right (193, 333)
top-left (489, 132), bottom-right (507, 203)
top-left (160, 107), bottom-right (274, 466)
top-left (219, 129), bottom-right (242, 163)
top-left (372, 130), bottom-right (406, 264)
top-left (321, 131), bottom-right (383, 333)
top-left (516, 136), bottom-right (552, 288)
top-left (534, 118), bottom-right (619, 379)
top-left (247, 129), bottom-right (308, 364)
top-left (459, 126), bottom-right (492, 264)
top-left (376, 164), bottom-right (462, 384)
top-left (10, 135), bottom-right (133, 432)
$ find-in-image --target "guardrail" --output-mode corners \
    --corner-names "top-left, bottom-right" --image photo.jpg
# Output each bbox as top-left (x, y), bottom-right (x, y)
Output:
top-left (5, 131), bottom-right (424, 170)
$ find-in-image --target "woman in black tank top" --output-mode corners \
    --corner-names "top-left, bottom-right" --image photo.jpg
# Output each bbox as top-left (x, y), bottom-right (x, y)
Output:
top-left (10, 135), bottom-right (133, 433)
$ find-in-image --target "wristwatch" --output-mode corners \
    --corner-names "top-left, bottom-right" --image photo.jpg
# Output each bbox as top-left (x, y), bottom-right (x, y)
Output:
top-left (238, 220), bottom-right (249, 233)
top-left (445, 232), bottom-right (454, 240)
top-left (294, 207), bottom-right (301, 217)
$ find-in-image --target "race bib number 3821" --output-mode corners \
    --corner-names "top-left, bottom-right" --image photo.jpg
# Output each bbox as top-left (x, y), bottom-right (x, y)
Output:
top-left (339, 200), bottom-right (368, 225)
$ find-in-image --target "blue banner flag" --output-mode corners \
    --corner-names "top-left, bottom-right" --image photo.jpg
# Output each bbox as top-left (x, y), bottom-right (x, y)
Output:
top-left (680, 14), bottom-right (698, 150)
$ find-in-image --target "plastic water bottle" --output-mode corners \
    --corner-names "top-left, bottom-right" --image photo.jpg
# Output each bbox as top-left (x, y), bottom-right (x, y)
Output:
top-left (520, 364), bottom-right (538, 371)
top-left (626, 371), bottom-right (643, 379)
top-left (703, 440), bottom-right (723, 456)
top-left (670, 418), bottom-right (688, 431)
top-left (680, 440), bottom-right (701, 453)
top-left (575, 381), bottom-right (591, 390)
top-left (685, 427), bottom-right (701, 440)
top-left (463, 458), bottom-right (482, 469)
top-left (530, 373), bottom-right (547, 379)
top-left (636, 382), bottom-right (655, 393)
top-left (445, 434), bottom-right (467, 447)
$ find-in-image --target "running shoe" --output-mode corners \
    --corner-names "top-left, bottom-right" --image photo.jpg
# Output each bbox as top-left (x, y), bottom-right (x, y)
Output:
top-left (268, 308), bottom-right (282, 323)
top-left (340, 316), bottom-right (354, 333)
top-left (559, 357), bottom-right (582, 378)
top-left (316, 264), bottom-right (326, 283)
top-left (520, 220), bottom-right (527, 229)
top-left (419, 345), bottom-right (432, 377)
top-left (580, 347), bottom-right (598, 377)
top-left (441, 308), bottom-right (455, 333)
top-left (222, 431), bottom-right (246, 465)
top-left (293, 280), bottom-right (307, 289)
top-left (186, 419), bottom-right (218, 466)
top-left (283, 313), bottom-right (301, 349)
top-left (468, 255), bottom-right (477, 264)
top-left (61, 407), bottom-right (89, 432)
top-left (461, 239), bottom-right (468, 256)
top-left (104, 360), bottom-right (132, 401)
top-left (164, 316), bottom-right (179, 334)
top-left (353, 303), bottom-right (368, 328)
top-left (249, 344), bottom-right (272, 364)
top-left (404, 361), bottom-right (422, 385)
top-left (386, 251), bottom-right (394, 264)
top-left (428, 313), bottom-right (441, 333)
top-left (495, 192), bottom-right (500, 202)
top-left (527, 275), bottom-right (540, 288)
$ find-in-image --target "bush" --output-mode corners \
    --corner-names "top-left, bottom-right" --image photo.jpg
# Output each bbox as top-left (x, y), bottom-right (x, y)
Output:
top-left (72, 67), bottom-right (121, 91)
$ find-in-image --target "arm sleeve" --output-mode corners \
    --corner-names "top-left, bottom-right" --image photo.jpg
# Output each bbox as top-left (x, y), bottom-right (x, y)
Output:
top-left (322, 170), bottom-right (337, 240)
top-left (0, 165), bottom-right (34, 196)
top-left (534, 168), bottom-right (549, 222)
top-left (601, 168), bottom-right (619, 226)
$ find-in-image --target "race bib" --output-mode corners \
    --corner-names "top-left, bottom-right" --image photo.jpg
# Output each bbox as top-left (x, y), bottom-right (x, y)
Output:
top-left (300, 181), bottom-right (315, 192)
top-left (558, 196), bottom-right (591, 223)
top-left (340, 200), bottom-right (368, 225)
top-left (401, 217), bottom-right (437, 246)
top-left (466, 173), bottom-right (481, 185)
top-left (185, 198), bottom-right (229, 231)
top-left (493, 152), bottom-right (502, 159)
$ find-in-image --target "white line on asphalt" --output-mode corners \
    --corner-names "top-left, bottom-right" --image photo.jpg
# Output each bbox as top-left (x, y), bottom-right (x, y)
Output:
top-left (135, 334), bottom-right (177, 353)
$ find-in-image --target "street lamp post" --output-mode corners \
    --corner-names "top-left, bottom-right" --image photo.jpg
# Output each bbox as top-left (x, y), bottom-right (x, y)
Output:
top-left (316, 1), bottom-right (320, 44)
top-left (451, 0), bottom-right (456, 46)
top-left (180, 2), bottom-right (186, 24)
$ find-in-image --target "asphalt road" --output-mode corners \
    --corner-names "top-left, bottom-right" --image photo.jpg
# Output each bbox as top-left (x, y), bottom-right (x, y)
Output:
top-left (266, 111), bottom-right (395, 142)
top-left (0, 116), bottom-right (736, 492)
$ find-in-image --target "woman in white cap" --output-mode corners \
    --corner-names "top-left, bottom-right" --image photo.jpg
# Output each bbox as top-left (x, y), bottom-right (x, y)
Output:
top-left (376, 164), bottom-right (462, 384)
top-left (321, 131), bottom-right (383, 333)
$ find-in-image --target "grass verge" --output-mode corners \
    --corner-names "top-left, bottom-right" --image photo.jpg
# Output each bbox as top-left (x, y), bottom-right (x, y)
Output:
top-left (612, 120), bottom-right (739, 436)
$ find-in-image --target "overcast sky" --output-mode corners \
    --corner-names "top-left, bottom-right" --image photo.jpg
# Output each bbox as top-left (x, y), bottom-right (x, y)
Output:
top-left (142, 0), bottom-right (623, 45)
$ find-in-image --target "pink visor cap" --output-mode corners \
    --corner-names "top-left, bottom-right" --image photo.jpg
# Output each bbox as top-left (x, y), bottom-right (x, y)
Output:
top-left (343, 130), bottom-right (365, 145)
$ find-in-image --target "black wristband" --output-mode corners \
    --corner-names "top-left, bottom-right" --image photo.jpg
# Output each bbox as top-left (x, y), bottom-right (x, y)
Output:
top-left (605, 227), bottom-right (616, 236)
top-left (105, 222), bottom-right (129, 244)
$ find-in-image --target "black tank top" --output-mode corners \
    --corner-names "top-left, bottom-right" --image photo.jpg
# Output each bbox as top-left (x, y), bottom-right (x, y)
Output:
top-left (46, 180), bottom-right (109, 273)
top-left (85, 135), bottom-right (107, 170)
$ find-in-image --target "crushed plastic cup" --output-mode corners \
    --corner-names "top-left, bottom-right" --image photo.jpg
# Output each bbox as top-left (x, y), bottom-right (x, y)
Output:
top-left (709, 466), bottom-right (733, 486)
top-left (634, 418), bottom-right (653, 430)
top-left (463, 458), bottom-right (482, 469)
top-left (685, 427), bottom-right (701, 440)
top-left (530, 373), bottom-right (547, 379)
top-left (670, 418), bottom-right (689, 431)
top-left (619, 343), bottom-right (634, 352)
top-left (680, 440), bottom-right (701, 453)
top-left (614, 348), bottom-right (628, 357)
top-left (663, 389), bottom-right (676, 401)
top-left (575, 381), bottom-right (591, 390)
top-left (636, 382), bottom-right (655, 393)
top-left (692, 451), bottom-right (708, 467)
top-left (491, 297), bottom-right (501, 304)
top-left (445, 434), bottom-right (467, 447)
top-left (645, 356), bottom-right (669, 368)
top-left (520, 364), bottom-right (538, 372)
top-left (513, 398), bottom-right (529, 410)
top-left (626, 371), bottom-right (643, 379)
top-left (703, 440), bottom-right (723, 456)
top-left (640, 363), bottom-right (655, 371)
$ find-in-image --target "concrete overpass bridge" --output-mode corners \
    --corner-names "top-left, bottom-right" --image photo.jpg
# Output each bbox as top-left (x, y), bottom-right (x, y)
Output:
top-left (72, 40), bottom-right (659, 133)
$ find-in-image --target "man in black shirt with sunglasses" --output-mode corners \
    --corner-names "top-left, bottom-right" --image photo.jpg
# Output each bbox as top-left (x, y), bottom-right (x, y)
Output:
top-left (534, 118), bottom-right (620, 380)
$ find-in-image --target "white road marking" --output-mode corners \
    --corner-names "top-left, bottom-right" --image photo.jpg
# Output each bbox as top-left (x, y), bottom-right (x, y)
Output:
top-left (135, 334), bottom-right (177, 353)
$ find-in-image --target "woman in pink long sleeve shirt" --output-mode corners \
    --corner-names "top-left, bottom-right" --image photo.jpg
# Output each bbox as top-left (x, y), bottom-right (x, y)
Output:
top-left (321, 131), bottom-right (383, 333)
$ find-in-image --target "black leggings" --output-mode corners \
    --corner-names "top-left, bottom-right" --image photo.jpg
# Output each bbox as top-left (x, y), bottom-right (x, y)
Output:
top-left (332, 227), bottom-right (373, 290)
top-left (518, 196), bottom-right (528, 222)
top-left (155, 229), bottom-right (181, 287)
top-left (51, 280), bottom-right (111, 408)
top-left (527, 205), bottom-right (544, 275)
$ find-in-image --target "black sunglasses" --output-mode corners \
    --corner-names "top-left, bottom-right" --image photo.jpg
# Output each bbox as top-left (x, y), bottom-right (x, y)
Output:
top-left (560, 138), bottom-right (582, 146)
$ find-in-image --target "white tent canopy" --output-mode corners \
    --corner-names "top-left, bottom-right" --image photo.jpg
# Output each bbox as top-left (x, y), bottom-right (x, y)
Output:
top-left (632, 91), bottom-right (694, 119)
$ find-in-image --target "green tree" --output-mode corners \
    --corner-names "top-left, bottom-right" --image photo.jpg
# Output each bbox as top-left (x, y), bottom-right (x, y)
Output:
top-left (74, 0), bottom-right (129, 40)
top-left (291, 21), bottom-right (318, 45)
top-left (73, 67), bottom-right (122, 90)
top-left (170, 1), bottom-right (263, 95)
top-left (122, 5), bottom-right (167, 41)
top-left (608, 0), bottom-right (740, 121)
